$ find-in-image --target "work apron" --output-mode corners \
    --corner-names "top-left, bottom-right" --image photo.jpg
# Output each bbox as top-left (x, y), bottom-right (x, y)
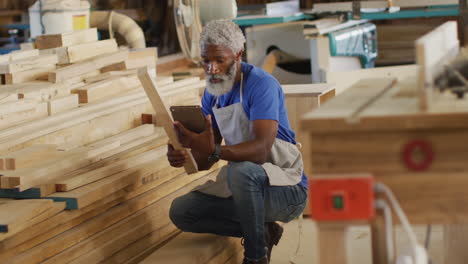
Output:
top-left (194, 73), bottom-right (304, 198)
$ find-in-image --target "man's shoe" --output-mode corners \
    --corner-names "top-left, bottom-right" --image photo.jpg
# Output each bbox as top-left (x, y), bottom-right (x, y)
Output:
top-left (264, 222), bottom-right (283, 262)
top-left (242, 256), bottom-right (268, 264)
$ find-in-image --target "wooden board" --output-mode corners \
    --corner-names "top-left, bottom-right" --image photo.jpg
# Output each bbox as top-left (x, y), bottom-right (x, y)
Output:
top-left (84, 69), bottom-right (137, 83)
top-left (14, 82), bottom-right (69, 101)
top-left (0, 141), bottom-right (121, 191)
top-left (101, 57), bottom-right (156, 73)
top-left (0, 199), bottom-right (54, 232)
top-left (101, 47), bottom-right (157, 72)
top-left (100, 226), bottom-right (180, 264)
top-left (138, 68), bottom-right (198, 174)
top-left (8, 50), bottom-right (40, 62)
top-left (4, 64), bottom-right (56, 84)
top-left (72, 76), bottom-right (140, 104)
top-left (47, 94), bottom-right (79, 115)
top-left (416, 21), bottom-right (459, 111)
top-left (140, 233), bottom-right (242, 264)
top-left (0, 201), bottom-right (64, 240)
top-left (55, 146), bottom-right (167, 192)
top-left (49, 50), bottom-right (128, 83)
top-left (1, 144), bottom-right (59, 170)
top-left (326, 65), bottom-right (419, 95)
top-left (4, 169), bottom-right (218, 263)
top-left (66, 39), bottom-right (119, 63)
top-left (0, 54), bottom-right (58, 74)
top-left (35, 28), bottom-right (98, 50)
top-left (48, 157), bottom-right (184, 209)
top-left (0, 102), bottom-right (49, 132)
top-left (0, 89), bottom-right (148, 154)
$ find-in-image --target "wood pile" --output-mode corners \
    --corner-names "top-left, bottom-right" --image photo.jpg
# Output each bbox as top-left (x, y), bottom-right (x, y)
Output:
top-left (0, 28), bottom-right (233, 263)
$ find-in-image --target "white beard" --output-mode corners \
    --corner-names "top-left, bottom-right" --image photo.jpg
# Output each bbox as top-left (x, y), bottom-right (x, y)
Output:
top-left (205, 62), bottom-right (237, 96)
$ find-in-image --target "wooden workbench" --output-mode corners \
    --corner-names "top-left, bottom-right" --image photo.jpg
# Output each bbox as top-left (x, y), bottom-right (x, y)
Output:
top-left (301, 74), bottom-right (468, 263)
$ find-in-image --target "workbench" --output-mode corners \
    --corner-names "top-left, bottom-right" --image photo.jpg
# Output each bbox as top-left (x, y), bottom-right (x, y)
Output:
top-left (300, 21), bottom-right (468, 263)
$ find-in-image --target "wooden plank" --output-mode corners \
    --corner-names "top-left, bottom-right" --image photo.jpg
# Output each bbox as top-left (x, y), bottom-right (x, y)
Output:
top-left (156, 53), bottom-right (190, 75)
top-left (1, 141), bottom-right (121, 191)
top-left (317, 223), bottom-right (348, 264)
top-left (0, 102), bottom-right (49, 131)
top-left (48, 157), bottom-right (184, 209)
top-left (47, 94), bottom-right (79, 115)
top-left (100, 227), bottom-right (180, 264)
top-left (87, 124), bottom-right (156, 148)
top-left (326, 65), bottom-right (419, 95)
top-left (371, 204), bottom-right (392, 264)
top-left (0, 201), bottom-right (64, 240)
top-left (84, 69), bottom-right (137, 83)
top-left (307, 128), bottom-right (468, 175)
top-left (283, 83), bottom-right (335, 97)
top-left (35, 28), bottom-right (98, 50)
top-left (129, 47), bottom-right (158, 60)
top-left (1, 144), bottom-right (59, 170)
top-left (66, 39), bottom-right (119, 63)
top-left (0, 199), bottom-right (54, 232)
top-left (101, 48), bottom-right (157, 73)
top-left (55, 146), bottom-right (167, 192)
top-left (9, 49), bottom-right (40, 61)
top-left (4, 64), bottom-right (56, 84)
top-left (0, 99), bottom-right (38, 116)
top-left (64, 223), bottom-right (176, 264)
top-left (101, 57), bottom-right (156, 73)
top-left (0, 90), bottom-right (147, 153)
top-left (49, 50), bottom-right (129, 83)
top-left (0, 195), bottom-right (124, 258)
top-left (444, 224), bottom-right (468, 264)
top-left (207, 236), bottom-right (243, 264)
top-left (138, 68), bottom-right (198, 174)
top-left (55, 132), bottom-right (167, 188)
top-left (17, 83), bottom-right (70, 101)
top-left (303, 78), bottom-right (396, 122)
top-left (140, 233), bottom-right (241, 264)
top-left (73, 76), bottom-right (140, 104)
top-left (0, 54), bottom-right (58, 74)
top-left (5, 169), bottom-right (218, 263)
top-left (416, 21), bottom-right (459, 111)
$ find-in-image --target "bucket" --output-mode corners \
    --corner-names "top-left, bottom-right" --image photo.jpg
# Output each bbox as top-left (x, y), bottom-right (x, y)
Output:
top-left (29, 0), bottom-right (91, 39)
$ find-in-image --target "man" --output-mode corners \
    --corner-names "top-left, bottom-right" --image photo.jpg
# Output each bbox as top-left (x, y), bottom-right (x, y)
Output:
top-left (168, 19), bottom-right (308, 264)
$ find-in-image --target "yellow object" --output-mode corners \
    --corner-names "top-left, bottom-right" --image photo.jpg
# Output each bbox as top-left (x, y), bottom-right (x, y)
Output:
top-left (73, 14), bottom-right (88, 30)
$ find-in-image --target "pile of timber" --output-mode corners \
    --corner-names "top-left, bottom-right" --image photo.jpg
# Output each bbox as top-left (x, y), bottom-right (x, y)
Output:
top-left (0, 29), bottom-right (234, 263)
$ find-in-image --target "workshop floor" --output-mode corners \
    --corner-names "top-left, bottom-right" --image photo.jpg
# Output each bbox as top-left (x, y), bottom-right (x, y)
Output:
top-left (270, 217), bottom-right (445, 264)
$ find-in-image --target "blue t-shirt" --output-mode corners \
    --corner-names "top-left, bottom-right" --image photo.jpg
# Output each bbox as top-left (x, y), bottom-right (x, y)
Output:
top-left (201, 62), bottom-right (308, 189)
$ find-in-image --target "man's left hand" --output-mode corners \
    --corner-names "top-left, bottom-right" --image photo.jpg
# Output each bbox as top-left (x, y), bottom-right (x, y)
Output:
top-left (173, 115), bottom-right (215, 155)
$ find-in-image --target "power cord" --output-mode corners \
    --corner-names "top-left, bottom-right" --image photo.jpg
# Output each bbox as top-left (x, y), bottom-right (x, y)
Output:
top-left (289, 213), bottom-right (303, 264)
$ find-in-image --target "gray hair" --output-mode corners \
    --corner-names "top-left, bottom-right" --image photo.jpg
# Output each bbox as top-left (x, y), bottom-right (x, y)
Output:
top-left (200, 19), bottom-right (246, 54)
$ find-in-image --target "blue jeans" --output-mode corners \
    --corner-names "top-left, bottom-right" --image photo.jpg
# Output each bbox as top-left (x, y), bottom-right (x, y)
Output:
top-left (169, 161), bottom-right (308, 260)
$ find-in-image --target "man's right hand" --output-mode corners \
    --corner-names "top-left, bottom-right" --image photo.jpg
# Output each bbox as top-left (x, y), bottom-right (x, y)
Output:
top-left (167, 143), bottom-right (188, 168)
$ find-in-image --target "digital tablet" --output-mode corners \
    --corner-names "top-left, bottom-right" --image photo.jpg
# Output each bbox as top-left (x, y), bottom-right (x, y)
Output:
top-left (170, 105), bottom-right (206, 133)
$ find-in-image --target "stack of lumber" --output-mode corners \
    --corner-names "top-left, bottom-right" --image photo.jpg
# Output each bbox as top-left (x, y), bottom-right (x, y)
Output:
top-left (140, 233), bottom-right (243, 264)
top-left (0, 29), bottom-right (237, 263)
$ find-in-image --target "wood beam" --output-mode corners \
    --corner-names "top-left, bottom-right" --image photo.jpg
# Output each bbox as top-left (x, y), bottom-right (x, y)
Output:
top-left (138, 68), bottom-right (198, 174)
